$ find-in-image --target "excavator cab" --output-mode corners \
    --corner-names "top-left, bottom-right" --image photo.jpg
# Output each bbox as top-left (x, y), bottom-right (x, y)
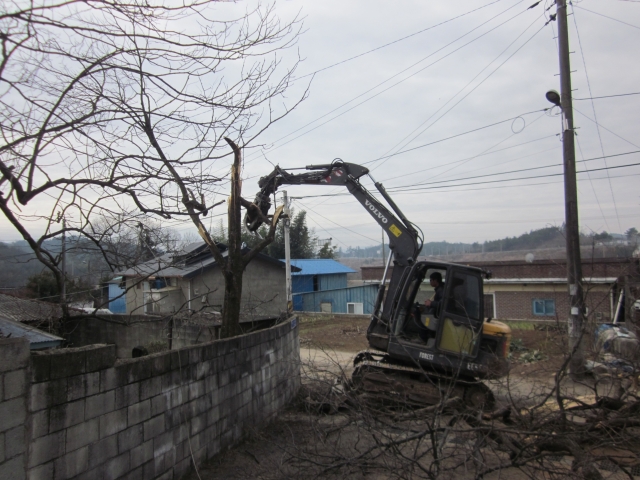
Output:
top-left (384, 261), bottom-right (510, 381)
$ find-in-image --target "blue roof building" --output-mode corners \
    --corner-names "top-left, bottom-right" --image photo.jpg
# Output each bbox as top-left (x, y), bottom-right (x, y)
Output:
top-left (288, 259), bottom-right (355, 295)
top-left (288, 259), bottom-right (378, 315)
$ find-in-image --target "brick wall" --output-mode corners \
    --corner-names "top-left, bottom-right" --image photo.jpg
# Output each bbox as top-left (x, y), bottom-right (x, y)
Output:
top-left (0, 338), bottom-right (29, 480)
top-left (361, 258), bottom-right (640, 282)
top-left (0, 318), bottom-right (300, 480)
top-left (491, 288), bottom-right (611, 321)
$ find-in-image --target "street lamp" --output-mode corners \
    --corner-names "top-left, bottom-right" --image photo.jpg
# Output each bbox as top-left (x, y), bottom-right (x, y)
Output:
top-left (545, 89), bottom-right (561, 107)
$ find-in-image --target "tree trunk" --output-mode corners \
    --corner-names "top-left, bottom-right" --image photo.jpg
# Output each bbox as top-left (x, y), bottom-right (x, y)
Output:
top-left (220, 138), bottom-right (244, 338)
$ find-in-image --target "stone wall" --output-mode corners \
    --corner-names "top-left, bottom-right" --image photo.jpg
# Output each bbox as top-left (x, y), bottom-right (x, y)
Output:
top-left (0, 338), bottom-right (29, 480)
top-left (64, 315), bottom-right (277, 359)
top-left (0, 318), bottom-right (300, 479)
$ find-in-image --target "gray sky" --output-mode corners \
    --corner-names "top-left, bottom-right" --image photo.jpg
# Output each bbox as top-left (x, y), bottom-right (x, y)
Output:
top-left (228, 0), bottom-right (640, 249)
top-left (3, 0), bottom-right (640, 251)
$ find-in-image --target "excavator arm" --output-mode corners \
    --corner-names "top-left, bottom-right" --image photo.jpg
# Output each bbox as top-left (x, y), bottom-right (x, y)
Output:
top-left (245, 160), bottom-right (423, 346)
top-left (245, 161), bottom-right (421, 266)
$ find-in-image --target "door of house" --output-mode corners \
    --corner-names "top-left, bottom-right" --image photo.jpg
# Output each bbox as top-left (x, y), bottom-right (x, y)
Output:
top-left (484, 294), bottom-right (495, 319)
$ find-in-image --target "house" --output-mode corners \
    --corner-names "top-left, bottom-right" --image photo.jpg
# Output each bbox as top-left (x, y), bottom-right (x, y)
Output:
top-left (289, 259), bottom-right (378, 314)
top-left (0, 293), bottom-right (65, 327)
top-left (361, 257), bottom-right (640, 322)
top-left (0, 317), bottom-right (63, 349)
top-left (119, 242), bottom-right (296, 319)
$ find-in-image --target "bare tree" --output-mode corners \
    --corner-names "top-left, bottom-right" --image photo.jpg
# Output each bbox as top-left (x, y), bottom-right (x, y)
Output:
top-left (0, 0), bottom-right (306, 332)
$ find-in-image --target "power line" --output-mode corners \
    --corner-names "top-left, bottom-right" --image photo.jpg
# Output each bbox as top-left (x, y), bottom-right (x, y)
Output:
top-left (240, 0), bottom-right (532, 165)
top-left (372, 12), bottom-right (545, 170)
top-left (291, 0), bottom-right (505, 81)
top-left (574, 92), bottom-right (640, 101)
top-left (363, 109), bottom-right (548, 164)
top-left (574, 5), bottom-right (640, 31)
top-left (385, 159), bottom-right (640, 192)
top-left (571, 3), bottom-right (622, 233)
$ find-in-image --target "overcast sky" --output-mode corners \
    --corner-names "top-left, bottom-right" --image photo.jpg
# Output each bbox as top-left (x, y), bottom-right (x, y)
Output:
top-left (3, 0), bottom-right (640, 251)
top-left (228, 0), bottom-right (640, 250)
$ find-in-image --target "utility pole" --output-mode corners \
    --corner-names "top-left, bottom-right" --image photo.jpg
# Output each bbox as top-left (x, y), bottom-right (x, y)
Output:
top-left (60, 217), bottom-right (66, 305)
top-left (556, 0), bottom-right (585, 377)
top-left (283, 191), bottom-right (292, 313)
top-left (381, 228), bottom-right (386, 265)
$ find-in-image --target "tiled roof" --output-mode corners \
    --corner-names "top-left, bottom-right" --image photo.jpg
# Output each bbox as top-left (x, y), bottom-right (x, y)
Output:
top-left (119, 243), bottom-right (299, 279)
top-left (0, 293), bottom-right (64, 322)
top-left (286, 259), bottom-right (356, 276)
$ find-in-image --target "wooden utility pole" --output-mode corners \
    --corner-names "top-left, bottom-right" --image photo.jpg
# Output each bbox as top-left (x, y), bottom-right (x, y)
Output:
top-left (60, 217), bottom-right (66, 304)
top-left (556, 0), bottom-right (586, 377)
top-left (283, 191), bottom-right (292, 313)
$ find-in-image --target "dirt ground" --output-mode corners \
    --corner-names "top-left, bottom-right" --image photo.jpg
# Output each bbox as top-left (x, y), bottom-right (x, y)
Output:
top-left (185, 316), bottom-right (608, 480)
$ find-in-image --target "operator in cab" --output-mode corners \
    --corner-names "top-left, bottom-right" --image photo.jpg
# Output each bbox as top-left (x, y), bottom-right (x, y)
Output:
top-left (423, 272), bottom-right (444, 315)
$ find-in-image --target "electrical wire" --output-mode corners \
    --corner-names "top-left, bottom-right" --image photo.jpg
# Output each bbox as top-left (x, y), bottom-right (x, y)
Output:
top-left (384, 159), bottom-right (640, 193)
top-left (291, 0), bottom-right (505, 82)
top-left (573, 5), bottom-right (640, 31)
top-left (240, 0), bottom-right (532, 166)
top-left (371, 12), bottom-right (546, 170)
top-left (571, 3), bottom-right (622, 233)
top-left (574, 92), bottom-right (640, 101)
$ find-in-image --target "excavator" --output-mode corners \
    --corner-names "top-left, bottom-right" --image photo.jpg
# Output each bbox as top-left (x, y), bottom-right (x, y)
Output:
top-left (245, 160), bottom-right (511, 408)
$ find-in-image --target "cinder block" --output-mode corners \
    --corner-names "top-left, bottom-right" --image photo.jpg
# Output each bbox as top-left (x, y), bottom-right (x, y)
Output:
top-left (139, 376), bottom-right (161, 401)
top-left (85, 345), bottom-right (116, 373)
top-left (4, 369), bottom-right (26, 400)
top-left (53, 445), bottom-right (88, 480)
top-left (116, 358), bottom-right (152, 386)
top-left (150, 393), bottom-right (168, 417)
top-left (5, 425), bottom-right (25, 459)
top-left (0, 397), bottom-right (27, 433)
top-left (88, 434), bottom-right (117, 469)
top-left (153, 431), bottom-right (173, 459)
top-left (0, 455), bottom-right (26, 480)
top-left (117, 424), bottom-right (142, 454)
top-left (49, 350), bottom-right (86, 380)
top-left (142, 415), bottom-right (165, 442)
top-left (114, 384), bottom-right (139, 410)
top-left (127, 400), bottom-right (151, 425)
top-left (85, 390), bottom-right (115, 420)
top-left (170, 349), bottom-right (190, 371)
top-left (48, 399), bottom-right (84, 432)
top-left (189, 380), bottom-right (204, 400)
top-left (103, 451), bottom-right (129, 480)
top-left (30, 379), bottom-right (68, 412)
top-left (26, 461), bottom-right (53, 480)
top-left (0, 338), bottom-right (29, 373)
top-left (150, 354), bottom-right (171, 377)
top-left (129, 439), bottom-right (153, 469)
top-left (28, 430), bottom-right (65, 468)
top-left (65, 418), bottom-right (99, 452)
top-left (29, 410), bottom-right (48, 439)
top-left (100, 369), bottom-right (117, 393)
top-left (99, 408), bottom-right (127, 438)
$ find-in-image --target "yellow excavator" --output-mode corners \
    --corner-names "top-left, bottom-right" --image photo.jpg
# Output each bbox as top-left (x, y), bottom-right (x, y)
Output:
top-left (245, 161), bottom-right (511, 408)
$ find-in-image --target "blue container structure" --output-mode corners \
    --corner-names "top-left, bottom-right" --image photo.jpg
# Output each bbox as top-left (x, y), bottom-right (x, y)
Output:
top-left (288, 259), bottom-right (379, 314)
top-left (108, 277), bottom-right (126, 314)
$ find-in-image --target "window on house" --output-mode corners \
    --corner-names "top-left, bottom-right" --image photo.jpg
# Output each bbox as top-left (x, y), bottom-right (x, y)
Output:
top-left (313, 275), bottom-right (319, 292)
top-left (533, 299), bottom-right (555, 316)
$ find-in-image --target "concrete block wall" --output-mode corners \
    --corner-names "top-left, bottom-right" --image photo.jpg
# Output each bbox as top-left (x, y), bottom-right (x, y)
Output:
top-left (0, 318), bottom-right (299, 480)
top-left (0, 338), bottom-right (30, 480)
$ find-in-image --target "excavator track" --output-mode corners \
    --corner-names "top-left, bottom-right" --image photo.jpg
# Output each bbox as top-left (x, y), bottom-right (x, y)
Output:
top-left (352, 350), bottom-right (495, 411)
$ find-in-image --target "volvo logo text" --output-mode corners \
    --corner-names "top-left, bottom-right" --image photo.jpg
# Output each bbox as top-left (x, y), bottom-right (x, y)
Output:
top-left (365, 200), bottom-right (388, 224)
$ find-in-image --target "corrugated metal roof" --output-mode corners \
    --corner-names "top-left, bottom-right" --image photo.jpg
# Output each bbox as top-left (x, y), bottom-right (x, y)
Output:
top-left (0, 316), bottom-right (63, 348)
top-left (0, 293), bottom-right (65, 322)
top-left (286, 259), bottom-right (356, 276)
